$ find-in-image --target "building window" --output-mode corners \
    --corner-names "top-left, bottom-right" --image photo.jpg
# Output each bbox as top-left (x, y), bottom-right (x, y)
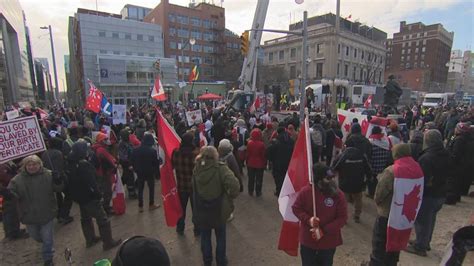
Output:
top-left (407, 55), bottom-right (410, 61)
top-left (279, 50), bottom-right (285, 60)
top-left (169, 28), bottom-right (176, 36)
top-left (125, 34), bottom-right (131, 40)
top-left (203, 67), bottom-right (214, 76)
top-left (415, 48), bottom-right (419, 53)
top-left (203, 19), bottom-right (212, 28)
top-left (379, 71), bottom-right (382, 83)
top-left (203, 45), bottom-right (214, 53)
top-left (178, 29), bottom-right (189, 38)
top-left (290, 65), bottom-right (296, 79)
top-left (269, 52), bottom-right (273, 62)
top-left (354, 48), bottom-right (357, 58)
top-left (169, 41), bottom-right (177, 49)
top-left (137, 34), bottom-right (143, 40)
top-left (192, 45), bottom-right (202, 52)
top-left (360, 68), bottom-right (363, 80)
top-left (138, 52), bottom-right (144, 56)
top-left (190, 17), bottom-right (201, 26)
top-left (168, 14), bottom-right (175, 22)
top-left (415, 55), bottom-right (418, 60)
top-left (316, 43), bottom-right (322, 54)
top-left (361, 51), bottom-right (364, 60)
top-left (99, 31), bottom-right (106, 37)
top-left (344, 64), bottom-right (348, 77)
top-left (148, 36), bottom-right (155, 42)
top-left (204, 56), bottom-right (213, 64)
top-left (402, 42), bottom-right (406, 48)
top-left (421, 54), bottom-right (425, 60)
top-left (176, 15), bottom-right (188, 24)
top-left (402, 49), bottom-right (405, 54)
top-left (353, 66), bottom-right (356, 80)
top-left (338, 44), bottom-right (341, 54)
top-left (203, 31), bottom-right (213, 41)
top-left (232, 43), bottom-right (239, 49)
top-left (414, 62), bottom-right (418, 68)
top-left (401, 56), bottom-right (405, 61)
top-left (100, 50), bottom-right (107, 54)
top-left (374, 55), bottom-right (377, 63)
top-left (416, 40), bottom-right (419, 46)
top-left (406, 63), bottom-right (410, 68)
top-left (368, 53), bottom-right (372, 61)
top-left (125, 52), bottom-right (132, 56)
top-left (112, 32), bottom-right (119, 38)
top-left (422, 47), bottom-right (426, 52)
top-left (423, 39), bottom-right (427, 45)
top-left (112, 51), bottom-right (119, 55)
top-left (407, 49), bottom-right (411, 54)
top-left (290, 48), bottom-right (296, 59)
top-left (345, 46), bottom-right (349, 56)
top-left (149, 53), bottom-right (155, 57)
top-left (191, 30), bottom-right (201, 40)
top-left (337, 63), bottom-right (340, 75)
top-left (316, 63), bottom-right (323, 79)
top-left (408, 41), bottom-right (411, 47)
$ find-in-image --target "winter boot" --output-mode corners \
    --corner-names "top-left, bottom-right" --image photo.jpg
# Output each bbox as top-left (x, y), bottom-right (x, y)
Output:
top-left (98, 221), bottom-right (122, 251)
top-left (81, 219), bottom-right (101, 248)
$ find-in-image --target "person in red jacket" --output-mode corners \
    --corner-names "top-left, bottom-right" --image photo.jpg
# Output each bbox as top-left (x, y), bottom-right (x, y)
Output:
top-left (245, 128), bottom-right (266, 197)
top-left (292, 163), bottom-right (348, 266)
top-left (92, 132), bottom-right (117, 215)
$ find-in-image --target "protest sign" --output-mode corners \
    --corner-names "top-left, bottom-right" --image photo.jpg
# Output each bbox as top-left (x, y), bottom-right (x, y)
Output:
top-left (6, 109), bottom-right (19, 120)
top-left (0, 116), bottom-right (46, 164)
top-left (112, 104), bottom-right (127, 125)
top-left (185, 110), bottom-right (203, 126)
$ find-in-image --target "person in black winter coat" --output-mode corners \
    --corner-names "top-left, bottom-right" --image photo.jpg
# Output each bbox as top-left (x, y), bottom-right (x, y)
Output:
top-left (408, 130), bottom-right (424, 161)
top-left (345, 124), bottom-right (372, 160)
top-left (332, 146), bottom-right (372, 223)
top-left (67, 140), bottom-right (122, 250)
top-left (325, 120), bottom-right (343, 166)
top-left (407, 129), bottom-right (453, 256)
top-left (266, 127), bottom-right (295, 196)
top-left (130, 133), bottom-right (161, 212)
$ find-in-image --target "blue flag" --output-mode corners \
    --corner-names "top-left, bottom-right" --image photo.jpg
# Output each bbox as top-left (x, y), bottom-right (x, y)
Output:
top-left (101, 94), bottom-right (112, 116)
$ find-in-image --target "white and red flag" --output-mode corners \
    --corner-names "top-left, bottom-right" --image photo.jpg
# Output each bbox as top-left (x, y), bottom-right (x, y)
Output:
top-left (386, 156), bottom-right (424, 251)
top-left (156, 110), bottom-right (183, 226)
top-left (337, 109), bottom-right (369, 140)
top-left (364, 94), bottom-right (373, 108)
top-left (365, 116), bottom-right (389, 138)
top-left (249, 95), bottom-right (261, 113)
top-left (278, 115), bottom-right (312, 256)
top-left (112, 172), bottom-right (126, 215)
top-left (85, 81), bottom-right (103, 113)
top-left (151, 76), bottom-right (167, 101)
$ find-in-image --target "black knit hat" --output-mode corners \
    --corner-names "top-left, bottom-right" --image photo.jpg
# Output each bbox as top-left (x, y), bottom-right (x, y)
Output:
top-left (112, 236), bottom-right (170, 266)
top-left (313, 163), bottom-right (335, 182)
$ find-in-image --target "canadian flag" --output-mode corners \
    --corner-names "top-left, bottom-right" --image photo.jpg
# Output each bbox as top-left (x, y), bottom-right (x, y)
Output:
top-left (151, 76), bottom-right (167, 101)
top-left (156, 109), bottom-right (183, 226)
top-left (278, 115), bottom-right (312, 256)
top-left (387, 156), bottom-right (424, 251)
top-left (364, 94), bottom-right (373, 108)
top-left (198, 124), bottom-right (208, 147)
top-left (337, 109), bottom-right (369, 141)
top-left (365, 116), bottom-right (388, 138)
top-left (112, 172), bottom-right (126, 215)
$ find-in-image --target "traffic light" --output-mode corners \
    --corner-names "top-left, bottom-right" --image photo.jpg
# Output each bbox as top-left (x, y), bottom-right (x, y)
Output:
top-left (240, 31), bottom-right (249, 56)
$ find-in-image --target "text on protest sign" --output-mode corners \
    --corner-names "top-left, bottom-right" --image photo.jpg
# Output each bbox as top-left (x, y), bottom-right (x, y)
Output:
top-left (0, 116), bottom-right (46, 164)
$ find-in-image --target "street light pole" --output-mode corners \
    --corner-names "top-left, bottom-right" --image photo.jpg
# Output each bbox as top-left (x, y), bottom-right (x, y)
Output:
top-left (178, 38), bottom-right (195, 102)
top-left (40, 25), bottom-right (59, 102)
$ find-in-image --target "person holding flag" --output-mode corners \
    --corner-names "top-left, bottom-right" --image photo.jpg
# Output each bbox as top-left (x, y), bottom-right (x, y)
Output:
top-left (292, 163), bottom-right (348, 265)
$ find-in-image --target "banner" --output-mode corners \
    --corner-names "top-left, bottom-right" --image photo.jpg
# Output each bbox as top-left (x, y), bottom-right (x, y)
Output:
top-left (337, 109), bottom-right (368, 141)
top-left (6, 109), bottom-right (19, 120)
top-left (185, 110), bottom-right (203, 126)
top-left (112, 105), bottom-right (127, 125)
top-left (0, 116), bottom-right (46, 164)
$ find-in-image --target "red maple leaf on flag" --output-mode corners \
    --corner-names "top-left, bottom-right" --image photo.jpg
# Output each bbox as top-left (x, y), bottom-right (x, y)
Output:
top-left (361, 119), bottom-right (369, 136)
top-left (344, 123), bottom-right (351, 132)
top-left (338, 114), bottom-right (346, 125)
top-left (395, 184), bottom-right (422, 222)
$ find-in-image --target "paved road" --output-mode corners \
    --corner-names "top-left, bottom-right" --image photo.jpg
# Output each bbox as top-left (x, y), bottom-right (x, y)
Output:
top-left (1, 170), bottom-right (473, 265)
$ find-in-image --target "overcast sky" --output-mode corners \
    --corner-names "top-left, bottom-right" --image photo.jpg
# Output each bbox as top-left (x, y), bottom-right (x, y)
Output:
top-left (19, 0), bottom-right (474, 92)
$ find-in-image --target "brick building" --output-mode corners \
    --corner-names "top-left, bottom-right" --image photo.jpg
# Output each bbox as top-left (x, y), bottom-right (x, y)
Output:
top-left (144, 0), bottom-right (240, 82)
top-left (385, 21), bottom-right (453, 92)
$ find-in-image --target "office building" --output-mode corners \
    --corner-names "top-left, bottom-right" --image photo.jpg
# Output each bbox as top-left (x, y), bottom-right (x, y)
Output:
top-left (0, 0), bottom-right (35, 108)
top-left (121, 4), bottom-right (152, 22)
top-left (385, 21), bottom-right (453, 92)
top-left (68, 8), bottom-right (176, 107)
top-left (263, 13), bottom-right (387, 85)
top-left (34, 58), bottom-right (52, 102)
top-left (447, 50), bottom-right (474, 94)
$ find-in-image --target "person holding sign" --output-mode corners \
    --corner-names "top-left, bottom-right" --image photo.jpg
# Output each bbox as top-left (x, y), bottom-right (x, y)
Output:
top-left (292, 163), bottom-right (348, 266)
top-left (6, 155), bottom-right (64, 266)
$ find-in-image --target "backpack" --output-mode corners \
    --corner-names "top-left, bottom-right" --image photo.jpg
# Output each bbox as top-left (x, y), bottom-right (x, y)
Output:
top-left (192, 165), bottom-right (225, 229)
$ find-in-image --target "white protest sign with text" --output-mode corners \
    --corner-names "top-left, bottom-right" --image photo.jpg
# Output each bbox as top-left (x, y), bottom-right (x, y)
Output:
top-left (6, 109), bottom-right (20, 120)
top-left (0, 116), bottom-right (46, 163)
top-left (112, 104), bottom-right (127, 125)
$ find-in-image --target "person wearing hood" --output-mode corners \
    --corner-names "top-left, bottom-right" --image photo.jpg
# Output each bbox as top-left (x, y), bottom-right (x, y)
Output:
top-left (292, 163), bottom-right (348, 266)
top-left (446, 122), bottom-right (474, 204)
top-left (325, 120), bottom-right (343, 167)
top-left (6, 155), bottom-right (64, 266)
top-left (408, 130), bottom-right (423, 161)
top-left (311, 115), bottom-right (326, 163)
top-left (345, 123), bottom-right (372, 160)
top-left (118, 128), bottom-right (137, 199)
top-left (267, 127), bottom-right (295, 196)
top-left (42, 137), bottom-right (74, 224)
top-left (172, 132), bottom-right (200, 235)
top-left (192, 146), bottom-right (240, 266)
top-left (370, 144), bottom-right (423, 266)
top-left (92, 132), bottom-right (117, 215)
top-left (218, 139), bottom-right (242, 192)
top-left (406, 129), bottom-right (453, 257)
top-left (131, 133), bottom-right (161, 213)
top-left (232, 119), bottom-right (249, 173)
top-left (262, 123), bottom-right (275, 149)
top-left (211, 117), bottom-right (226, 149)
top-left (246, 128), bottom-right (266, 197)
top-left (367, 126), bottom-right (393, 198)
top-left (67, 140), bottom-right (122, 251)
top-left (135, 119), bottom-right (147, 141)
top-left (332, 141), bottom-right (372, 223)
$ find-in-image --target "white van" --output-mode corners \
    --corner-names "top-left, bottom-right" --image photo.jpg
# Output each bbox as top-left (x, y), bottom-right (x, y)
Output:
top-left (422, 93), bottom-right (455, 107)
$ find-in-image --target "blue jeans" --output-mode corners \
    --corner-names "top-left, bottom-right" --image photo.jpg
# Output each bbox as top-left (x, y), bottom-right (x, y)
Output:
top-left (414, 197), bottom-right (445, 251)
top-left (201, 224), bottom-right (226, 265)
top-left (26, 219), bottom-right (55, 262)
top-left (300, 245), bottom-right (336, 266)
top-left (177, 191), bottom-right (198, 233)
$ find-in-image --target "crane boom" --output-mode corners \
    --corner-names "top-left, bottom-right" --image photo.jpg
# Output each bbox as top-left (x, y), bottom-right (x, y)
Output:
top-left (238, 0), bottom-right (270, 91)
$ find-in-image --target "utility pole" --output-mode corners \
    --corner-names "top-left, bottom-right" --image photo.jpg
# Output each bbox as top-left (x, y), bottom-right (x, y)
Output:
top-left (41, 25), bottom-right (59, 102)
top-left (330, 0), bottom-right (341, 115)
top-left (299, 11), bottom-right (308, 121)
